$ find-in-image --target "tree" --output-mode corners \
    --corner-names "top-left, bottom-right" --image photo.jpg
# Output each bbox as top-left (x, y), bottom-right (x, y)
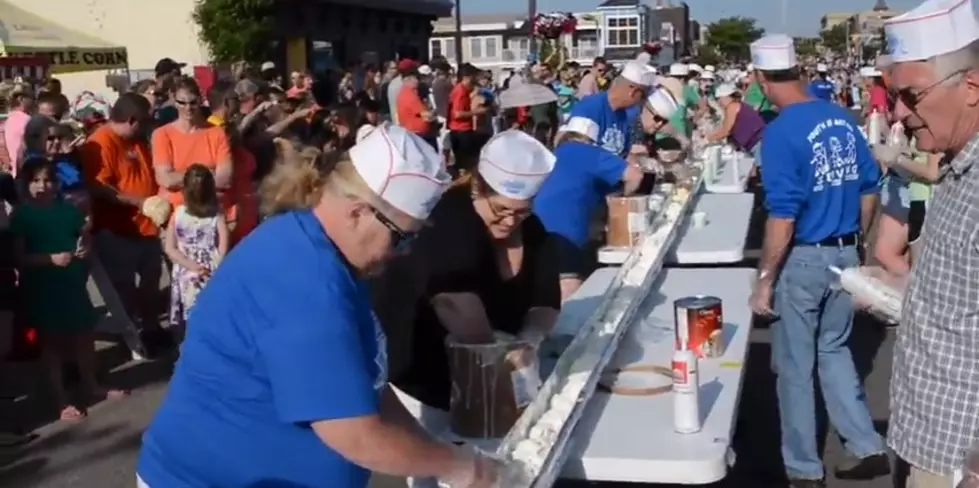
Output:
top-left (192, 0), bottom-right (276, 63)
top-left (694, 45), bottom-right (724, 67)
top-left (704, 17), bottom-right (765, 62)
top-left (820, 23), bottom-right (850, 56)
top-left (794, 37), bottom-right (820, 59)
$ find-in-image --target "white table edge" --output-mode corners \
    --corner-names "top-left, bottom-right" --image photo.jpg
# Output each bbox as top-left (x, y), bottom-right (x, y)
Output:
top-left (569, 454), bottom-right (728, 484)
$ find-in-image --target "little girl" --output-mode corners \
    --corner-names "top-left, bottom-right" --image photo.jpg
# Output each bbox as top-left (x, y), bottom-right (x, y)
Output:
top-left (164, 164), bottom-right (228, 329)
top-left (11, 157), bottom-right (125, 420)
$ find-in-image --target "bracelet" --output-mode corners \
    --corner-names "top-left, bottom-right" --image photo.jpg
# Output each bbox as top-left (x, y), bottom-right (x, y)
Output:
top-left (597, 363), bottom-right (673, 396)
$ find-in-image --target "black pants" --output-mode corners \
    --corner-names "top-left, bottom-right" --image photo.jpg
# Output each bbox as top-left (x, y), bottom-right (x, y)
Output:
top-left (449, 131), bottom-right (489, 172)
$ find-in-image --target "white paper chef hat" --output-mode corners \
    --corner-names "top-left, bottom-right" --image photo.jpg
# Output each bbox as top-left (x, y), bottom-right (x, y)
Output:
top-left (478, 130), bottom-right (556, 200)
top-left (348, 124), bottom-right (451, 219)
top-left (687, 63), bottom-right (703, 73)
top-left (645, 86), bottom-right (680, 119)
top-left (700, 71), bottom-right (715, 80)
top-left (816, 63), bottom-right (828, 72)
top-left (668, 63), bottom-right (689, 76)
top-left (621, 61), bottom-right (658, 86)
top-left (715, 83), bottom-right (738, 98)
top-left (705, 65), bottom-right (716, 72)
top-left (746, 63), bottom-right (755, 71)
top-left (558, 116), bottom-right (600, 141)
top-left (859, 66), bottom-right (883, 77)
top-left (750, 34), bottom-right (798, 71)
top-left (620, 61), bottom-right (657, 87)
top-left (885, 0), bottom-right (979, 63)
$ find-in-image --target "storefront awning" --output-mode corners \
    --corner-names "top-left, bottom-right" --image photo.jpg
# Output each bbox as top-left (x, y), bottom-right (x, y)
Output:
top-left (0, 1), bottom-right (128, 74)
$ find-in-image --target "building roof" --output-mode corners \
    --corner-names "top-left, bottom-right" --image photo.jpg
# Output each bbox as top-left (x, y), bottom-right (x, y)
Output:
top-left (873, 0), bottom-right (889, 11)
top-left (597, 0), bottom-right (640, 8)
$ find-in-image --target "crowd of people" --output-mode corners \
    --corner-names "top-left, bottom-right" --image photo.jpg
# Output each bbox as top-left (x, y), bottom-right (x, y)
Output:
top-left (0, 0), bottom-right (976, 487)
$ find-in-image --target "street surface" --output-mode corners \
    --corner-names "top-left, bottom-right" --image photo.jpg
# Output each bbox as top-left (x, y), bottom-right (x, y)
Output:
top-left (0, 191), bottom-right (901, 488)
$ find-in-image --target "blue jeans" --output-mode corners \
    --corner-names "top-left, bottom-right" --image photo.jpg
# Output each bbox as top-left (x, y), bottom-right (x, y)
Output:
top-left (771, 245), bottom-right (884, 480)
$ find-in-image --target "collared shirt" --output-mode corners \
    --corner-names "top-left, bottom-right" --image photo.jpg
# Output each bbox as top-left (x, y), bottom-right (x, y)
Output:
top-left (890, 133), bottom-right (979, 475)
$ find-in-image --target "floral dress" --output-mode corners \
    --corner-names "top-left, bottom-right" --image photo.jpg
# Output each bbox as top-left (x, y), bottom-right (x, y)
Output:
top-left (170, 205), bottom-right (220, 326)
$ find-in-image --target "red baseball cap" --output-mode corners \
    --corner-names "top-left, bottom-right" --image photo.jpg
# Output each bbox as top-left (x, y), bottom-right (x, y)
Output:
top-left (397, 59), bottom-right (419, 72)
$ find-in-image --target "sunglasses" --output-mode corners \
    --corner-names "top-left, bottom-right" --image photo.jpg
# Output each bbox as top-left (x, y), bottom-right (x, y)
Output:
top-left (370, 206), bottom-right (417, 251)
top-left (174, 98), bottom-right (200, 107)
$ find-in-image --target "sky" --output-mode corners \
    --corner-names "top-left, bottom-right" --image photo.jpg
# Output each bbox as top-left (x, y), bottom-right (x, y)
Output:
top-left (458, 0), bottom-right (961, 37)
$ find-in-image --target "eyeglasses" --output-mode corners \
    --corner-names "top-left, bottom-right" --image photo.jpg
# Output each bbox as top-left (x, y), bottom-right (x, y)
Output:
top-left (486, 198), bottom-right (532, 221)
top-left (369, 206), bottom-right (417, 251)
top-left (895, 69), bottom-right (968, 109)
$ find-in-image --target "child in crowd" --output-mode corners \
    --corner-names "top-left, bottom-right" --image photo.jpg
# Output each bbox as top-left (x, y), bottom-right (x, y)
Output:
top-left (11, 157), bottom-right (125, 420)
top-left (164, 164), bottom-right (228, 330)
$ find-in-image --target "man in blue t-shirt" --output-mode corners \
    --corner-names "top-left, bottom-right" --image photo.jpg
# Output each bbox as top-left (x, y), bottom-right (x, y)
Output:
top-left (136, 126), bottom-right (501, 488)
top-left (568, 61), bottom-right (656, 157)
top-left (748, 35), bottom-right (889, 488)
top-left (808, 63), bottom-right (836, 103)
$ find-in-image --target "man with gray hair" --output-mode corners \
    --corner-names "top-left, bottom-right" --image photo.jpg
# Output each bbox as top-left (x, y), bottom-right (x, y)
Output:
top-left (882, 1), bottom-right (979, 487)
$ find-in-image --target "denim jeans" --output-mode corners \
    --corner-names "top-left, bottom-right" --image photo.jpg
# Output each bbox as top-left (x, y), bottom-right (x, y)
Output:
top-left (771, 244), bottom-right (884, 480)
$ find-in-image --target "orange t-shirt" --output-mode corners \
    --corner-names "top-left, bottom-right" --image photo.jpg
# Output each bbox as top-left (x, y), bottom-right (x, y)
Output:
top-left (229, 146), bottom-right (258, 245)
top-left (80, 125), bottom-right (160, 238)
top-left (448, 83), bottom-right (474, 132)
top-left (397, 85), bottom-right (430, 135)
top-left (150, 123), bottom-right (232, 207)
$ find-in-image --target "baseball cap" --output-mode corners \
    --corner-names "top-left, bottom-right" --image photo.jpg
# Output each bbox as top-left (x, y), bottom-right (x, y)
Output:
top-left (397, 59), bottom-right (419, 72)
top-left (154, 58), bottom-right (185, 77)
top-left (261, 61), bottom-right (276, 72)
top-left (348, 125), bottom-right (451, 220)
top-left (478, 130), bottom-right (556, 200)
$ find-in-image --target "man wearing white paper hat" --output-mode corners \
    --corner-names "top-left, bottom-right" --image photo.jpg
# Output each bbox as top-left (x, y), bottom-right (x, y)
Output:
top-left (137, 125), bottom-right (505, 488)
top-left (882, 1), bottom-right (979, 486)
top-left (568, 60), bottom-right (657, 156)
top-left (377, 129), bottom-right (560, 488)
top-left (748, 33), bottom-right (888, 488)
top-left (809, 63), bottom-right (837, 102)
top-left (538, 111), bottom-right (655, 299)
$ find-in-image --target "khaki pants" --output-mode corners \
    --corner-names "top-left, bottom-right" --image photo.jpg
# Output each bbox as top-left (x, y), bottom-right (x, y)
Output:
top-left (907, 465), bottom-right (955, 488)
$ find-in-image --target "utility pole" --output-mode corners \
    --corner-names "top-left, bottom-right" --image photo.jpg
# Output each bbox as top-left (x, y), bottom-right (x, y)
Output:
top-left (528, 0), bottom-right (538, 62)
top-left (454, 0), bottom-right (463, 67)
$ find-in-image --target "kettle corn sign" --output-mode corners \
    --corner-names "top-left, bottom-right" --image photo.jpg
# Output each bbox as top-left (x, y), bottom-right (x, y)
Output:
top-left (7, 48), bottom-right (128, 74)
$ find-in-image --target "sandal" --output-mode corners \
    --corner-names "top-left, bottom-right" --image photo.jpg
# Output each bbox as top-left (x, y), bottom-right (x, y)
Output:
top-left (59, 405), bottom-right (86, 421)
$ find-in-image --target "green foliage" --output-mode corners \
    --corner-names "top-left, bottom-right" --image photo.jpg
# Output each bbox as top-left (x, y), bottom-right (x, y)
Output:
top-left (820, 22), bottom-right (850, 56)
top-left (704, 17), bottom-right (765, 62)
top-left (694, 45), bottom-right (724, 67)
top-left (794, 37), bottom-right (820, 59)
top-left (192, 0), bottom-right (276, 63)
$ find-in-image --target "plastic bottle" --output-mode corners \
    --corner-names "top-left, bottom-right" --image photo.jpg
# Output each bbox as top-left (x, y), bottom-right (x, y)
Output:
top-left (672, 347), bottom-right (701, 434)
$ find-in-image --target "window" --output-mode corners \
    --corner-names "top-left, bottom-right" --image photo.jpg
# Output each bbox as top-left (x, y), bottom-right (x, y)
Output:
top-left (467, 36), bottom-right (501, 60)
top-left (469, 38), bottom-right (482, 59)
top-left (606, 16), bottom-right (640, 47)
top-left (485, 37), bottom-right (498, 58)
top-left (429, 38), bottom-right (456, 60)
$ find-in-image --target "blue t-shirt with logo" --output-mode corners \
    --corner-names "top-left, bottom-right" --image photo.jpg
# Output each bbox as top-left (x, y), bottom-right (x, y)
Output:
top-left (569, 92), bottom-right (634, 157)
top-left (137, 210), bottom-right (387, 488)
top-left (760, 100), bottom-right (880, 243)
top-left (533, 141), bottom-right (627, 247)
top-left (808, 79), bottom-right (836, 102)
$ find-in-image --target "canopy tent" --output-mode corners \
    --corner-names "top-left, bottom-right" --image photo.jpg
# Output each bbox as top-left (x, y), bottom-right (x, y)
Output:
top-left (0, 1), bottom-right (127, 74)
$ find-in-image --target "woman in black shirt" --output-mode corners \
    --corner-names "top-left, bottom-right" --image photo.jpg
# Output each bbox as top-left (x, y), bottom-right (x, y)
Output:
top-left (380, 130), bottom-right (560, 420)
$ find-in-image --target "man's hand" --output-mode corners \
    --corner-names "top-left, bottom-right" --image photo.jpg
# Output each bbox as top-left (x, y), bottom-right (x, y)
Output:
top-left (438, 445), bottom-right (506, 488)
top-left (749, 276), bottom-right (776, 317)
top-left (872, 144), bottom-right (912, 168)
